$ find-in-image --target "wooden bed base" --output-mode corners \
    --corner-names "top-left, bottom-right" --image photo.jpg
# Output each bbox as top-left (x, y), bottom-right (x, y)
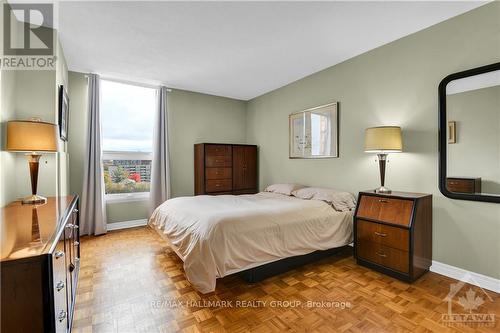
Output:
top-left (238, 246), bottom-right (351, 283)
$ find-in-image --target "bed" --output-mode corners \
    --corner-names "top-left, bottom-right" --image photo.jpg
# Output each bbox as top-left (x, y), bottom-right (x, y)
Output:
top-left (149, 191), bottom-right (354, 293)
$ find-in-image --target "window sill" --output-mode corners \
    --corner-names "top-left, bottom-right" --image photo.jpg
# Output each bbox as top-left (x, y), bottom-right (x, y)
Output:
top-left (105, 192), bottom-right (150, 203)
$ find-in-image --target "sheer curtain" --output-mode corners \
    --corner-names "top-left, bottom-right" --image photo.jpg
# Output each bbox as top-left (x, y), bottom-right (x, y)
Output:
top-left (149, 86), bottom-right (171, 214)
top-left (81, 74), bottom-right (107, 235)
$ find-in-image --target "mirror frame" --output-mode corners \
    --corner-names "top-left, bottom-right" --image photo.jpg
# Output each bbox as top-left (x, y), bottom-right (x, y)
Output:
top-left (438, 62), bottom-right (500, 203)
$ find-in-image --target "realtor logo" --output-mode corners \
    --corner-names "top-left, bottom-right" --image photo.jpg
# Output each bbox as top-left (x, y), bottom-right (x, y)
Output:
top-left (441, 273), bottom-right (496, 327)
top-left (3, 3), bottom-right (53, 55)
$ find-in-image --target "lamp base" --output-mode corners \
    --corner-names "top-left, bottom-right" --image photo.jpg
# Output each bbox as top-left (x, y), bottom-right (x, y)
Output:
top-left (22, 194), bottom-right (47, 205)
top-left (374, 186), bottom-right (392, 194)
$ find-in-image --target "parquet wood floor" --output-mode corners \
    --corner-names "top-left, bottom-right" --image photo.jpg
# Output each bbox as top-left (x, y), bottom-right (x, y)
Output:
top-left (72, 227), bottom-right (499, 333)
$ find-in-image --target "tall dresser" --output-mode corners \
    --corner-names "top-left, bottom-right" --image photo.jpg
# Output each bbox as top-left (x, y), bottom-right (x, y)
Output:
top-left (354, 191), bottom-right (432, 282)
top-left (1, 196), bottom-right (80, 333)
top-left (195, 143), bottom-right (258, 195)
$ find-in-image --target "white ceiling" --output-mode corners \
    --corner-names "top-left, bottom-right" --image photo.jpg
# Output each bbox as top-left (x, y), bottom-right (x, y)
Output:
top-left (58, 1), bottom-right (487, 100)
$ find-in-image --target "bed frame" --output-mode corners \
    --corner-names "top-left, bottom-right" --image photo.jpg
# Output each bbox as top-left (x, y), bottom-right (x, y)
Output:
top-left (238, 246), bottom-right (350, 283)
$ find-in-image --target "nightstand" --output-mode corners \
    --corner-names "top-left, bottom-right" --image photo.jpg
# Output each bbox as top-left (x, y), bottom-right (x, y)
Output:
top-left (354, 191), bottom-right (432, 282)
top-left (446, 177), bottom-right (481, 194)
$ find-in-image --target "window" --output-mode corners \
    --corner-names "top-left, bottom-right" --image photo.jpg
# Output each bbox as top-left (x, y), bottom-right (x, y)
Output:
top-left (310, 112), bottom-right (331, 156)
top-left (101, 80), bottom-right (156, 200)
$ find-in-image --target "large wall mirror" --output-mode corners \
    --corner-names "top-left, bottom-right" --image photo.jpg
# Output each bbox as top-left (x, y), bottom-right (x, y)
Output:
top-left (439, 62), bottom-right (500, 203)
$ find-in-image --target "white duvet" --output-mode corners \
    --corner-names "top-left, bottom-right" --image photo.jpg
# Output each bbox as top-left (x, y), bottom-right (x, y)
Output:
top-left (149, 192), bottom-right (353, 293)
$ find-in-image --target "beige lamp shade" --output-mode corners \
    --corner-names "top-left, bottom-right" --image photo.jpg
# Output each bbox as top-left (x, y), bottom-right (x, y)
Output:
top-left (364, 126), bottom-right (403, 153)
top-left (6, 120), bottom-right (58, 152)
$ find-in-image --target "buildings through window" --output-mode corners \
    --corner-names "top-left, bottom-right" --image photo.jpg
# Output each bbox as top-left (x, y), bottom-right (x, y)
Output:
top-left (101, 79), bottom-right (156, 196)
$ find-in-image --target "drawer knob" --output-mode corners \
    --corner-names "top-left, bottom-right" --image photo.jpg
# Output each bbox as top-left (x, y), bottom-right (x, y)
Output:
top-left (376, 252), bottom-right (387, 258)
top-left (374, 232), bottom-right (387, 237)
top-left (74, 241), bottom-right (80, 246)
top-left (54, 251), bottom-right (64, 259)
top-left (378, 199), bottom-right (389, 203)
top-left (58, 310), bottom-right (67, 322)
top-left (216, 184), bottom-right (221, 187)
top-left (56, 281), bottom-right (65, 291)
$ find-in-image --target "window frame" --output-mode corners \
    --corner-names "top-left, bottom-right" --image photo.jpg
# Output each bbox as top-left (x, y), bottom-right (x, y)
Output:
top-left (102, 151), bottom-right (153, 203)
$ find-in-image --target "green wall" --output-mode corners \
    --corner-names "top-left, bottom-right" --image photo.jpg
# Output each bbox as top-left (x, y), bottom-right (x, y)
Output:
top-left (106, 200), bottom-right (150, 224)
top-left (67, 71), bottom-right (88, 203)
top-left (168, 89), bottom-right (247, 197)
top-left (0, 1), bottom-right (69, 206)
top-left (246, 3), bottom-right (500, 279)
top-left (0, 66), bottom-right (17, 207)
top-left (67, 72), bottom-right (247, 223)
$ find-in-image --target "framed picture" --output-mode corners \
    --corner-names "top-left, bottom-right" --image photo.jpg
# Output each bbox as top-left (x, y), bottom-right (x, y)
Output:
top-left (289, 102), bottom-right (339, 158)
top-left (448, 121), bottom-right (456, 144)
top-left (58, 85), bottom-right (69, 141)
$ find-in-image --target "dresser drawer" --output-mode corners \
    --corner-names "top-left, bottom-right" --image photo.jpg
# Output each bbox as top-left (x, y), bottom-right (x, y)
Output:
top-left (356, 219), bottom-right (409, 251)
top-left (0, 196), bottom-right (80, 333)
top-left (52, 235), bottom-right (68, 332)
top-left (357, 195), bottom-right (413, 226)
top-left (357, 241), bottom-right (409, 273)
top-left (206, 179), bottom-right (232, 192)
top-left (206, 167), bottom-right (232, 180)
top-left (206, 145), bottom-right (231, 156)
top-left (206, 155), bottom-right (232, 167)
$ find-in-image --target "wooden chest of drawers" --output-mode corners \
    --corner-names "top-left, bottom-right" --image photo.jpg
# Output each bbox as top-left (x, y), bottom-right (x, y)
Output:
top-left (1, 196), bottom-right (80, 333)
top-left (194, 143), bottom-right (258, 195)
top-left (354, 191), bottom-right (432, 282)
top-left (446, 177), bottom-right (481, 194)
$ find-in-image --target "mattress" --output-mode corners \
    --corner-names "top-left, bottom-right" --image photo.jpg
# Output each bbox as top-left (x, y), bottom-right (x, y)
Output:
top-left (149, 192), bottom-right (353, 293)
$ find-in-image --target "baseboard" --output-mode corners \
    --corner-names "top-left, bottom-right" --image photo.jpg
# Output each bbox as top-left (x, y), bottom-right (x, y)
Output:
top-left (106, 219), bottom-right (148, 231)
top-left (430, 260), bottom-right (500, 294)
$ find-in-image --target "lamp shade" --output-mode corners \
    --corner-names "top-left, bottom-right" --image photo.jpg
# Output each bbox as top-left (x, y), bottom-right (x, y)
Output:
top-left (6, 120), bottom-right (58, 152)
top-left (364, 126), bottom-right (403, 153)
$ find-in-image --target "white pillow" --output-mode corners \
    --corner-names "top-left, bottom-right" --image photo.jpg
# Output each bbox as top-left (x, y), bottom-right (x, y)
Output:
top-left (264, 183), bottom-right (305, 196)
top-left (291, 187), bottom-right (357, 212)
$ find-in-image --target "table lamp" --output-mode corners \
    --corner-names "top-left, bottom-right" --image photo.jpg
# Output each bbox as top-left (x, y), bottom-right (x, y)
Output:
top-left (6, 119), bottom-right (58, 204)
top-left (364, 126), bottom-right (402, 194)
